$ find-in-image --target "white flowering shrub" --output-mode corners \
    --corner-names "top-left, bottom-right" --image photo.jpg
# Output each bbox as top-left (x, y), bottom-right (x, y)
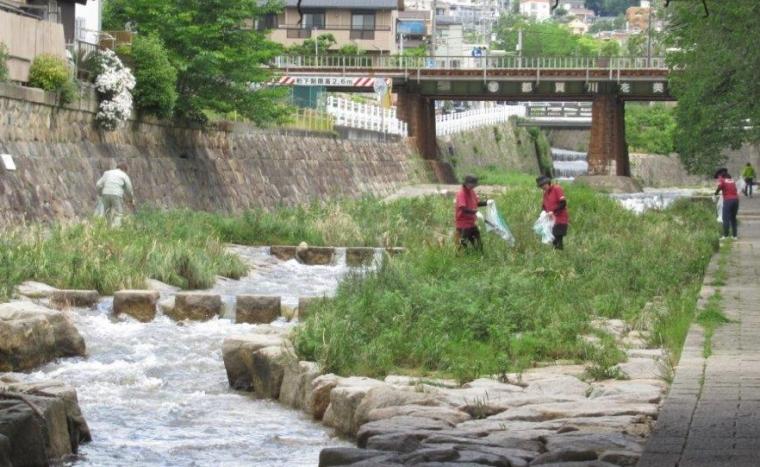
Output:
top-left (94, 49), bottom-right (135, 130)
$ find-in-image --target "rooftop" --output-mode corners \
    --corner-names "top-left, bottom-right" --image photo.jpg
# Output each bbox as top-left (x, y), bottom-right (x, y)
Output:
top-left (280, 0), bottom-right (401, 9)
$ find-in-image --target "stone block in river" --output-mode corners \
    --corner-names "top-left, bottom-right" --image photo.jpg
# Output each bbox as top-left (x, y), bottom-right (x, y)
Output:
top-left (251, 346), bottom-right (290, 399)
top-left (235, 295), bottom-right (281, 324)
top-left (280, 361), bottom-right (321, 410)
top-left (322, 377), bottom-right (387, 437)
top-left (167, 292), bottom-right (222, 321)
top-left (113, 290), bottom-right (160, 322)
top-left (0, 302), bottom-right (86, 371)
top-left (270, 245), bottom-right (297, 261)
top-left (307, 374), bottom-right (341, 420)
top-left (0, 379), bottom-right (91, 465)
top-left (14, 281), bottom-right (58, 299)
top-left (222, 333), bottom-right (286, 390)
top-left (296, 246), bottom-right (335, 265)
top-left (346, 247), bottom-right (376, 267)
top-left (49, 289), bottom-right (99, 309)
top-left (298, 296), bottom-right (322, 321)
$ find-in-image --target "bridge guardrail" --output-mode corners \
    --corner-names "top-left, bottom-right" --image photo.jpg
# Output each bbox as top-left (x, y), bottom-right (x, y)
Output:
top-left (273, 55), bottom-right (667, 71)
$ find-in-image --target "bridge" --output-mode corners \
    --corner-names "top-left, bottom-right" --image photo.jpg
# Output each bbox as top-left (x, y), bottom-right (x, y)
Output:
top-left (272, 55), bottom-right (673, 182)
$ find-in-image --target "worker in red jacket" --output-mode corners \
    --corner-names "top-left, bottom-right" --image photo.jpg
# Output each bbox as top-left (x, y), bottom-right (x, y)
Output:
top-left (537, 175), bottom-right (569, 250)
top-left (715, 171), bottom-right (739, 239)
top-left (455, 175), bottom-right (489, 249)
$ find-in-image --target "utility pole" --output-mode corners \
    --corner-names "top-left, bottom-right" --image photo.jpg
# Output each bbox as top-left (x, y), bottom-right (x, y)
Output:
top-left (314, 27), bottom-right (319, 57)
top-left (646, 3), bottom-right (653, 67)
top-left (400, 32), bottom-right (405, 56)
top-left (430, 0), bottom-right (437, 58)
top-left (517, 27), bottom-right (522, 66)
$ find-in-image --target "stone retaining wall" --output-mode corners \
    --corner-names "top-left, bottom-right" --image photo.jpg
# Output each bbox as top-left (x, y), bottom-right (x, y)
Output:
top-left (0, 83), bottom-right (423, 226)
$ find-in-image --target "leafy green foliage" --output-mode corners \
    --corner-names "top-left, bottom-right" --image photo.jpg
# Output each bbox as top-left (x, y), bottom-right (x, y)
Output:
top-left (27, 54), bottom-right (76, 104)
top-left (625, 103), bottom-right (676, 154)
top-left (588, 15), bottom-right (626, 33)
top-left (0, 210), bottom-right (247, 299)
top-left (0, 42), bottom-right (9, 82)
top-left (290, 180), bottom-right (716, 379)
top-left (130, 35), bottom-right (178, 119)
top-left (103, 0), bottom-right (288, 125)
top-left (287, 33), bottom-right (337, 56)
top-left (495, 17), bottom-right (620, 57)
top-left (666, 0), bottom-right (760, 174)
top-left (585, 0), bottom-right (636, 17)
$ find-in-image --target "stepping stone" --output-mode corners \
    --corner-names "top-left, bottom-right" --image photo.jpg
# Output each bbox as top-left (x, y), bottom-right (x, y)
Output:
top-left (49, 290), bottom-right (99, 309)
top-left (346, 247), bottom-right (376, 267)
top-left (167, 292), bottom-right (222, 321)
top-left (236, 295), bottom-right (281, 324)
top-left (113, 290), bottom-right (160, 322)
top-left (270, 246), bottom-right (297, 261)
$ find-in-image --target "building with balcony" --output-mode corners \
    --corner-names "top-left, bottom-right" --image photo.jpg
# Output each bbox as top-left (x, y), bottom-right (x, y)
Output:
top-left (397, 10), bottom-right (430, 51)
top-left (519, 0), bottom-right (551, 22)
top-left (264, 0), bottom-right (403, 54)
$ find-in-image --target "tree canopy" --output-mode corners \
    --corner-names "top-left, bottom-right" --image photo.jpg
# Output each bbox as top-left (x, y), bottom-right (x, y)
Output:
top-left (666, 0), bottom-right (760, 173)
top-left (103, 0), bottom-right (288, 125)
top-left (585, 0), bottom-right (637, 17)
top-left (495, 17), bottom-right (620, 57)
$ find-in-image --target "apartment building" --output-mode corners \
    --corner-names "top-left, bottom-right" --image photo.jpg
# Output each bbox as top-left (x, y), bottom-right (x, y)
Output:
top-left (264, 0), bottom-right (403, 54)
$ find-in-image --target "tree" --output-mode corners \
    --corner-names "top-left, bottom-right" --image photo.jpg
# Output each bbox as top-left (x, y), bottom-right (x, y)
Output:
top-left (126, 35), bottom-right (178, 119)
top-left (665, 0), bottom-right (760, 173)
top-left (287, 33), bottom-right (337, 56)
top-left (495, 16), bottom-right (620, 57)
top-left (103, 0), bottom-right (288, 125)
top-left (585, 0), bottom-right (636, 17)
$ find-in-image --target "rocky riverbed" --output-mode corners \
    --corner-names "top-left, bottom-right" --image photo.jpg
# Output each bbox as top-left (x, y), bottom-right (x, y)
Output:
top-left (224, 318), bottom-right (667, 467)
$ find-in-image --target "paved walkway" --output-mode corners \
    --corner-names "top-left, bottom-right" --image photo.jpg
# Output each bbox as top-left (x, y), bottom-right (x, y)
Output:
top-left (639, 195), bottom-right (760, 467)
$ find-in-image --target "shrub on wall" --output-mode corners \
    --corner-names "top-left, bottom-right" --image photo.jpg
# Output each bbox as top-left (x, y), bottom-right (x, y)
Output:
top-left (0, 42), bottom-right (9, 82)
top-left (94, 49), bottom-right (135, 130)
top-left (131, 35), bottom-right (177, 119)
top-left (28, 54), bottom-right (76, 104)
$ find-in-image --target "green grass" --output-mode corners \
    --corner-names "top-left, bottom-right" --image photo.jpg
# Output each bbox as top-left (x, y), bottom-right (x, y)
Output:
top-left (697, 292), bottom-right (729, 358)
top-left (0, 212), bottom-right (247, 299)
top-left (290, 179), bottom-right (718, 381)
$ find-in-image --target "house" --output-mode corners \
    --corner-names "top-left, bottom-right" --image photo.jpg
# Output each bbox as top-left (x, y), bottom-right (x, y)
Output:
top-left (567, 18), bottom-right (588, 35)
top-left (397, 10), bottom-right (431, 51)
top-left (626, 5), bottom-right (651, 32)
top-left (434, 15), bottom-right (466, 60)
top-left (519, 0), bottom-right (551, 22)
top-left (264, 0), bottom-right (404, 54)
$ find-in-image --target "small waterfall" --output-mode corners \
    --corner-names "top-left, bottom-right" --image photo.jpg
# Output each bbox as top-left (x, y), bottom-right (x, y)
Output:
top-left (333, 247), bottom-right (347, 267)
top-left (551, 148), bottom-right (588, 180)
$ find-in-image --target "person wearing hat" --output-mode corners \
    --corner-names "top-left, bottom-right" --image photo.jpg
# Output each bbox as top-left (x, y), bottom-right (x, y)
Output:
top-left (455, 174), bottom-right (490, 249)
top-left (537, 175), bottom-right (569, 250)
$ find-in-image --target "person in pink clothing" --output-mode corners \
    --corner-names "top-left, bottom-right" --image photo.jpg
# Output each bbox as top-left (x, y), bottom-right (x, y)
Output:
top-left (454, 175), bottom-right (489, 250)
top-left (537, 175), bottom-right (569, 250)
top-left (715, 171), bottom-right (739, 239)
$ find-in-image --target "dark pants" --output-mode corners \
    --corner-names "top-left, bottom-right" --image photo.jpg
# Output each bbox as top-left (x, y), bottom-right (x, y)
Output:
top-left (744, 178), bottom-right (754, 197)
top-left (456, 227), bottom-right (482, 250)
top-left (722, 198), bottom-right (739, 238)
top-left (552, 224), bottom-right (568, 250)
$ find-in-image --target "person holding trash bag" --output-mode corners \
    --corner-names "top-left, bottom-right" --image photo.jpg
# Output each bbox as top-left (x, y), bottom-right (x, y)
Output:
top-left (455, 174), bottom-right (491, 250)
top-left (715, 171), bottom-right (739, 240)
top-left (537, 175), bottom-right (569, 250)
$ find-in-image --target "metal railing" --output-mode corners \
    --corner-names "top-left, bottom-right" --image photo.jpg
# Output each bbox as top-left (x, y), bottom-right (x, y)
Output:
top-left (273, 55), bottom-right (668, 71)
top-left (325, 96), bottom-right (528, 137)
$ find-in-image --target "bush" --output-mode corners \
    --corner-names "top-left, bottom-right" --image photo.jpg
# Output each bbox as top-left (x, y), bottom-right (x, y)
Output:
top-left (131, 35), bottom-right (177, 118)
top-left (626, 103), bottom-right (677, 155)
top-left (28, 54), bottom-right (76, 104)
top-left (0, 42), bottom-right (8, 82)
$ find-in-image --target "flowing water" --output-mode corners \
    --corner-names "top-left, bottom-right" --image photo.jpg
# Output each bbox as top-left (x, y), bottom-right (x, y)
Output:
top-left (611, 188), bottom-right (699, 214)
top-left (25, 246), bottom-right (381, 467)
top-left (551, 148), bottom-right (588, 180)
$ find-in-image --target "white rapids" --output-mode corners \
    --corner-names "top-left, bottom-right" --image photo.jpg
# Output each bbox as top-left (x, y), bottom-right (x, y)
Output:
top-left (24, 246), bottom-right (386, 466)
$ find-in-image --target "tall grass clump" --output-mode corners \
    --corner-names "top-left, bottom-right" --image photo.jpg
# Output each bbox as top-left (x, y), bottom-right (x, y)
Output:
top-left (294, 183), bottom-right (717, 380)
top-left (0, 211), bottom-right (246, 300)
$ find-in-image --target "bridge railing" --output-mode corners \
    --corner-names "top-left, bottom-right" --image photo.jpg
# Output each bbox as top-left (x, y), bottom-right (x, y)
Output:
top-left (526, 101), bottom-right (592, 119)
top-left (273, 55), bottom-right (667, 71)
top-left (437, 105), bottom-right (526, 136)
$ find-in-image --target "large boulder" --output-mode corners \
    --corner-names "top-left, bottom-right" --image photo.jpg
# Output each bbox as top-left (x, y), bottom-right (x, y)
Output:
top-left (353, 386), bottom-right (449, 429)
top-left (0, 379), bottom-right (91, 465)
top-left (113, 290), bottom-right (160, 322)
top-left (222, 333), bottom-right (286, 390)
top-left (322, 377), bottom-right (387, 436)
top-left (280, 361), bottom-right (321, 410)
top-left (167, 292), bottom-right (222, 321)
top-left (236, 295), bottom-right (281, 324)
top-left (307, 374), bottom-right (341, 420)
top-left (49, 290), bottom-right (99, 309)
top-left (0, 302), bottom-right (86, 371)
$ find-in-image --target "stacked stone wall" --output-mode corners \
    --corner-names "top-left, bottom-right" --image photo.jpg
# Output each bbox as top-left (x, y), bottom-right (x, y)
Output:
top-left (0, 83), bottom-right (421, 226)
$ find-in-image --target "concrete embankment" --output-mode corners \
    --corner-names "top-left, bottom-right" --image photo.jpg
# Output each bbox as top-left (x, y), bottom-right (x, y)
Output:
top-left (0, 83), bottom-right (423, 227)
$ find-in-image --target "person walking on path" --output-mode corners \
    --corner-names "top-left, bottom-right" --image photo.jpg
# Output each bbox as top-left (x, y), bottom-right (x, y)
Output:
top-left (96, 162), bottom-right (134, 227)
top-left (741, 162), bottom-right (755, 197)
top-left (455, 174), bottom-right (490, 250)
top-left (537, 175), bottom-right (569, 250)
top-left (715, 171), bottom-right (739, 240)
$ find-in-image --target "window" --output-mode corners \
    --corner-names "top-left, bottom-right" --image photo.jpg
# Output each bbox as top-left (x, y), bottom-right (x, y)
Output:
top-left (302, 10), bottom-right (325, 30)
top-left (256, 14), bottom-right (278, 31)
top-left (351, 12), bottom-right (376, 31)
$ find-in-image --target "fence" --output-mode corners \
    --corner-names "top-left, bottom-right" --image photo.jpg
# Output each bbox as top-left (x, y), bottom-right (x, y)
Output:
top-left (325, 96), bottom-right (527, 137)
top-left (525, 101), bottom-right (592, 119)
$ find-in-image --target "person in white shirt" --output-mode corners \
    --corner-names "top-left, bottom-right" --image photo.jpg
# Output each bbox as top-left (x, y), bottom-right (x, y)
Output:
top-left (95, 162), bottom-right (134, 227)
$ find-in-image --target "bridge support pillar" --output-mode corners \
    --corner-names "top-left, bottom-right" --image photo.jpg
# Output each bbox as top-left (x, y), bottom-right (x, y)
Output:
top-left (397, 88), bottom-right (457, 183)
top-left (588, 92), bottom-right (630, 176)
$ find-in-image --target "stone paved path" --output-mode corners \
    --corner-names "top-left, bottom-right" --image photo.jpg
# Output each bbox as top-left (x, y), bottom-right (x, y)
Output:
top-left (639, 195), bottom-right (760, 467)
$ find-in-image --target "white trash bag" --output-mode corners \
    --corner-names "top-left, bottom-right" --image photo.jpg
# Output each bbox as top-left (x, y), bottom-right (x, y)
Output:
top-left (483, 201), bottom-right (515, 246)
top-left (737, 178), bottom-right (746, 194)
top-left (533, 211), bottom-right (555, 244)
top-left (716, 196), bottom-right (723, 224)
